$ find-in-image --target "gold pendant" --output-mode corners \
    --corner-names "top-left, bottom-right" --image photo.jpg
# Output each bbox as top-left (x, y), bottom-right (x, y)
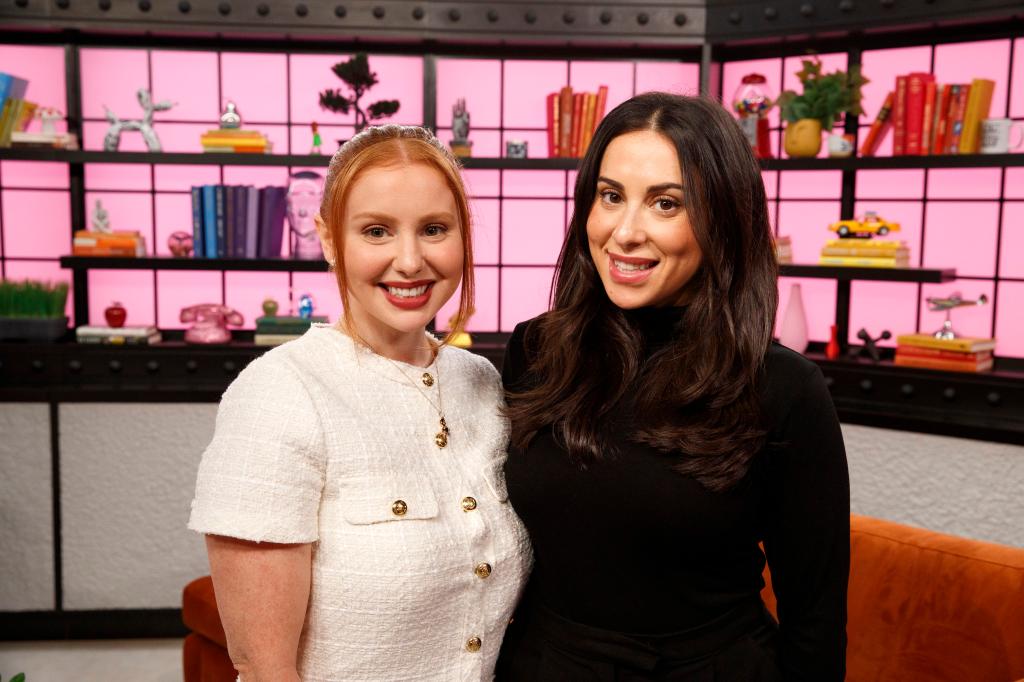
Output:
top-left (435, 417), bottom-right (450, 449)
top-left (422, 372), bottom-right (434, 387)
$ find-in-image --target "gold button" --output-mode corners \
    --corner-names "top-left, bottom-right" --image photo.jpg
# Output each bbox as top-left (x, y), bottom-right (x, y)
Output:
top-left (474, 562), bottom-right (492, 579)
top-left (422, 372), bottom-right (434, 387)
top-left (391, 500), bottom-right (408, 516)
top-left (461, 496), bottom-right (477, 512)
top-left (465, 636), bottom-right (482, 652)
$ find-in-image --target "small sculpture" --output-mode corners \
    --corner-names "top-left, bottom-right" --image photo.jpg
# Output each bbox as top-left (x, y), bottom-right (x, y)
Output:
top-left (103, 88), bottom-right (175, 152)
top-left (167, 231), bottom-right (194, 258)
top-left (91, 200), bottom-right (111, 233)
top-left (298, 294), bottom-right (315, 319)
top-left (181, 304), bottom-right (244, 344)
top-left (104, 301), bottom-right (127, 328)
top-left (311, 121), bottom-right (323, 155)
top-left (318, 52), bottom-right (400, 134)
top-left (450, 98), bottom-right (473, 157)
top-left (287, 171), bottom-right (325, 260)
top-left (262, 297), bottom-right (279, 317)
top-left (850, 328), bottom-right (891, 363)
top-left (927, 292), bottom-right (988, 340)
top-left (38, 107), bottom-right (64, 136)
top-left (220, 101), bottom-right (242, 129)
top-left (505, 140), bottom-right (528, 159)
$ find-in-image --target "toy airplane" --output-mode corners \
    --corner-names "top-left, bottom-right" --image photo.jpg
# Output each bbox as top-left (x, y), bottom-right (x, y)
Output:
top-left (926, 292), bottom-right (988, 340)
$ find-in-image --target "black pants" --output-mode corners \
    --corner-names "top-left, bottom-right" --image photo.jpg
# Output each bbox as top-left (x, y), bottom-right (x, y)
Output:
top-left (495, 598), bottom-right (783, 682)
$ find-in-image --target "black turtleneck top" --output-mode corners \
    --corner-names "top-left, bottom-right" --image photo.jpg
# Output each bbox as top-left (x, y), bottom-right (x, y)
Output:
top-left (502, 308), bottom-right (850, 681)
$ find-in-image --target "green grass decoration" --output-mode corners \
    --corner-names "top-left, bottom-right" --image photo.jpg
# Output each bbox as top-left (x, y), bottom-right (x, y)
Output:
top-left (0, 279), bottom-right (69, 318)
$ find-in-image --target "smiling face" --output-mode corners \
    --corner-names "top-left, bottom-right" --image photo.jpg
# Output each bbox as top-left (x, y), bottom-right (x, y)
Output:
top-left (331, 162), bottom-right (464, 343)
top-left (586, 129), bottom-right (703, 309)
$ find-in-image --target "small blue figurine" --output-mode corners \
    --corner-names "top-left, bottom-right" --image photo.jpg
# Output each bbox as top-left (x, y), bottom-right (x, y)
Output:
top-left (298, 293), bottom-right (315, 319)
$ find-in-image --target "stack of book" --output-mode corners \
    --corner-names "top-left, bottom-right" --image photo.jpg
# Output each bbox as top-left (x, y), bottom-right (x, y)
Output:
top-left (546, 86), bottom-right (608, 158)
top-left (894, 334), bottom-right (995, 373)
top-left (819, 239), bottom-right (909, 268)
top-left (775, 235), bottom-right (793, 264)
top-left (76, 324), bottom-right (161, 345)
top-left (861, 74), bottom-right (996, 157)
top-left (254, 315), bottom-right (327, 346)
top-left (0, 72), bottom-right (36, 148)
top-left (72, 230), bottom-right (147, 257)
top-left (200, 128), bottom-right (272, 154)
top-left (190, 185), bottom-right (287, 259)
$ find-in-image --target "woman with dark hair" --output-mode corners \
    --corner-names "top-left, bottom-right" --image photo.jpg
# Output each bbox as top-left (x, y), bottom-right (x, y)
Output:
top-left (497, 93), bottom-right (849, 681)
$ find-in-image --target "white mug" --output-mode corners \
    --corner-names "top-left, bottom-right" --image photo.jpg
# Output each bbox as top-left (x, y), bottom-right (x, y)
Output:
top-left (980, 118), bottom-right (1024, 154)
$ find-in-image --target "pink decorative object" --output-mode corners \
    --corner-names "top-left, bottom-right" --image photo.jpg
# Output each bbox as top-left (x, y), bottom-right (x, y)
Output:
top-left (167, 231), bottom-right (194, 258)
top-left (180, 304), bottom-right (244, 344)
top-left (779, 283), bottom-right (810, 354)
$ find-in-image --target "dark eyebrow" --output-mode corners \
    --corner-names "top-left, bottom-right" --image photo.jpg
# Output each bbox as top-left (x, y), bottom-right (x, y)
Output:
top-left (596, 176), bottom-right (683, 194)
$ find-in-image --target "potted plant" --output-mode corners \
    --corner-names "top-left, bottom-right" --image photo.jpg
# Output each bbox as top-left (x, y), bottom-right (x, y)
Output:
top-left (777, 56), bottom-right (867, 157)
top-left (318, 53), bottom-right (400, 138)
top-left (0, 279), bottom-right (69, 341)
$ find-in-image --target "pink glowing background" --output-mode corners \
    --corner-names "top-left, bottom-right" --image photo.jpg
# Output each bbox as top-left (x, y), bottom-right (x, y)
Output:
top-left (0, 44), bottom-right (1021, 357)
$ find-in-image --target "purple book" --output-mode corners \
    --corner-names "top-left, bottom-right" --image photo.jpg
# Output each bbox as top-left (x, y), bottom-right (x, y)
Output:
top-left (258, 186), bottom-right (287, 258)
top-left (233, 185), bottom-right (248, 258)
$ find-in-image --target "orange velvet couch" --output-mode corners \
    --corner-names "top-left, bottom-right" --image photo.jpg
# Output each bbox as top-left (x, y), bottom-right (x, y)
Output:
top-left (183, 514), bottom-right (1024, 681)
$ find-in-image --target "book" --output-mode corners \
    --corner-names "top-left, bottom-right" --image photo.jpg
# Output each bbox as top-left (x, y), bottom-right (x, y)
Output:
top-left (896, 345), bottom-right (992, 362)
top-left (818, 255), bottom-right (909, 267)
top-left (76, 324), bottom-right (162, 345)
top-left (244, 186), bottom-right (260, 258)
top-left (904, 72), bottom-right (932, 155)
top-left (895, 333), bottom-right (996, 353)
top-left (254, 332), bottom-right (303, 346)
top-left (570, 92), bottom-right (584, 158)
top-left (594, 85), bottom-right (608, 130)
top-left (558, 87), bottom-right (573, 159)
top-left (223, 185), bottom-right (235, 258)
top-left (947, 84), bottom-right (971, 154)
top-left (920, 80), bottom-right (937, 156)
top-left (72, 230), bottom-right (147, 257)
top-left (860, 91), bottom-right (894, 157)
top-left (932, 84), bottom-right (952, 154)
top-left (214, 185), bottom-right (226, 258)
top-left (233, 185), bottom-right (248, 258)
top-left (201, 185), bottom-right (217, 258)
top-left (959, 78), bottom-right (995, 154)
top-left (546, 92), bottom-right (558, 157)
top-left (820, 246), bottom-right (910, 257)
top-left (893, 75), bottom-right (908, 155)
top-left (255, 314), bottom-right (327, 334)
top-left (579, 93), bottom-right (596, 155)
top-left (824, 239), bottom-right (906, 249)
top-left (190, 186), bottom-right (204, 259)
top-left (257, 186), bottom-right (287, 258)
top-left (10, 130), bottom-right (77, 149)
top-left (894, 352), bottom-right (993, 373)
top-left (0, 72), bottom-right (29, 111)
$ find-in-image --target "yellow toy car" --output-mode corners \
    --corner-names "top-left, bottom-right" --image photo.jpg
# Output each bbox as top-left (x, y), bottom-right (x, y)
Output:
top-left (829, 211), bottom-right (901, 238)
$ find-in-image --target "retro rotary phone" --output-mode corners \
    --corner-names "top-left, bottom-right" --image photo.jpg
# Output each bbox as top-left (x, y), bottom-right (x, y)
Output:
top-left (180, 304), bottom-right (244, 344)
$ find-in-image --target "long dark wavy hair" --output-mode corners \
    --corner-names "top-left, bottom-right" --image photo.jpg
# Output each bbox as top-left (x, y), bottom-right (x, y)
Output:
top-left (505, 93), bottom-right (779, 492)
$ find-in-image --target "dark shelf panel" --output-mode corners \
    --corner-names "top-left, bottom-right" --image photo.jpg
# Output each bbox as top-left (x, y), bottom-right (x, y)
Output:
top-left (59, 255), bottom-right (329, 271)
top-left (761, 153), bottom-right (1024, 171)
top-left (779, 264), bottom-right (957, 283)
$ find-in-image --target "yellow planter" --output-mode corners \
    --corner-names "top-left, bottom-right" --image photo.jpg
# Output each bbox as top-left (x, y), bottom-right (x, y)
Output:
top-left (784, 119), bottom-right (823, 158)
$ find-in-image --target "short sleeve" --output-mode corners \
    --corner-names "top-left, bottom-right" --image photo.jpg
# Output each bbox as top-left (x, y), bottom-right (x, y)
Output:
top-left (188, 356), bottom-right (326, 544)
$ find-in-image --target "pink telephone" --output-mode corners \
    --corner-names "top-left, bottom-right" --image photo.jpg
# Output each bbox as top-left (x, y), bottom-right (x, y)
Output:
top-left (180, 304), bottom-right (244, 344)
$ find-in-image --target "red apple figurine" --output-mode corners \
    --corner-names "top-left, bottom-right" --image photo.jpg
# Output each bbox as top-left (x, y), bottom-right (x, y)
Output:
top-left (105, 301), bottom-right (127, 328)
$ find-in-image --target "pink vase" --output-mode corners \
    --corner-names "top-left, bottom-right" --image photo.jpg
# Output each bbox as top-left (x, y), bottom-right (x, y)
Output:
top-left (779, 283), bottom-right (809, 354)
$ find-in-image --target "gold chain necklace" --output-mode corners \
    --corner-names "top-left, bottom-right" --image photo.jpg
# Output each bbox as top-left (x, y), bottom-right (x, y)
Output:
top-left (383, 350), bottom-right (450, 449)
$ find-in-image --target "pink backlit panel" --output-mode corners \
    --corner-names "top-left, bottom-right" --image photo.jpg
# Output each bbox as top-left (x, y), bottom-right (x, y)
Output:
top-left (436, 59), bottom-right (502, 129)
top-left (998, 201), bottom-right (1024, 278)
top-left (1011, 39), bottom-right (1024, 119)
top-left (291, 272), bottom-right (343, 323)
top-left (84, 191), bottom-right (154, 248)
top-left (1005, 168), bottom-right (1024, 199)
top-left (501, 200), bottom-right (567, 265)
top-left (80, 49), bottom-right (149, 122)
top-left (154, 165), bottom-right (221, 192)
top-left (220, 52), bottom-right (290, 123)
top-left (995, 281), bottom-right (1024, 357)
top-left (926, 168), bottom-right (1002, 199)
top-left (502, 170), bottom-right (567, 198)
top-left (290, 124), bottom-right (354, 157)
top-left (222, 166), bottom-right (289, 187)
top-left (88, 270), bottom-right (154, 327)
top-left (919, 279), bottom-right (995, 340)
top-left (776, 201), bottom-right (842, 263)
top-left (778, 170), bottom-right (842, 199)
top-left (3, 259), bottom-right (73, 319)
top-left (849, 281), bottom-right (919, 346)
top-left (933, 40), bottom-right (1011, 121)
top-left (503, 60), bottom-right (568, 128)
top-left (634, 62), bottom-right (700, 97)
top-left (154, 193), bottom-right (193, 257)
top-left (776, 277), bottom-right (837, 344)
top-left (85, 163), bottom-right (152, 191)
top-left (501, 267), bottom-right (555, 332)
top-left (225, 271), bottom-right (291, 329)
top-left (761, 171), bottom-right (778, 200)
top-left (1, 161), bottom-right (68, 189)
top-left (722, 58), bottom-right (783, 128)
top-left (469, 198), bottom-right (500, 266)
top-left (0, 44), bottom-right (67, 130)
top-left (152, 122), bottom-right (223, 154)
top-left (859, 46), bottom-right (931, 127)
top-left (435, 266), bottom-right (499, 333)
top-left (156, 270), bottom-right (221, 329)
top-left (438, 128), bottom-right (502, 157)
top-left (462, 170), bottom-right (500, 198)
top-left (501, 130), bottom-right (551, 159)
top-left (856, 170), bottom-right (925, 200)
top-left (922, 201), bottom-right (999, 277)
top-left (151, 50), bottom-right (219, 122)
top-left (2, 190), bottom-right (70, 258)
top-left (569, 61), bottom-right (634, 114)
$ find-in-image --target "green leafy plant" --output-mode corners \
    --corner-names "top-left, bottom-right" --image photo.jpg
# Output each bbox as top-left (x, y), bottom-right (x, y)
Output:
top-left (0, 279), bottom-right (69, 319)
top-left (318, 53), bottom-right (400, 133)
top-left (2, 672), bottom-right (28, 682)
top-left (777, 56), bottom-right (868, 130)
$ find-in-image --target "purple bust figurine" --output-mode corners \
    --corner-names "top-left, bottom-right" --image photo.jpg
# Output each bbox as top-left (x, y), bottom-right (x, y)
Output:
top-left (287, 171), bottom-right (325, 260)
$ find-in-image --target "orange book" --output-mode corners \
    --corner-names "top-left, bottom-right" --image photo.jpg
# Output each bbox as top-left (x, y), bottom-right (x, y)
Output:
top-left (594, 85), bottom-right (609, 133)
top-left (959, 78), bottom-right (995, 154)
top-left (860, 91), bottom-right (894, 157)
top-left (893, 75), bottom-right (908, 155)
top-left (920, 80), bottom-right (937, 156)
top-left (546, 92), bottom-right (559, 157)
top-left (579, 93), bottom-right (597, 154)
top-left (947, 84), bottom-right (971, 154)
top-left (558, 87), bottom-right (573, 158)
top-left (894, 352), bottom-right (993, 373)
top-left (931, 84), bottom-right (953, 154)
top-left (569, 93), bottom-right (584, 157)
top-left (896, 345), bottom-right (992, 362)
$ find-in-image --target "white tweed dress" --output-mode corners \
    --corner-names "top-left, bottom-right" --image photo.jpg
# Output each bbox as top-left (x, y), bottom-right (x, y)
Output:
top-left (188, 324), bottom-right (532, 681)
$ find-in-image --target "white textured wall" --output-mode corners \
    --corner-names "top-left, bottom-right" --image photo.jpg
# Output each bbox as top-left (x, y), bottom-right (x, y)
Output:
top-left (59, 403), bottom-right (216, 609)
top-left (844, 423), bottom-right (1024, 548)
top-left (0, 403), bottom-right (54, 611)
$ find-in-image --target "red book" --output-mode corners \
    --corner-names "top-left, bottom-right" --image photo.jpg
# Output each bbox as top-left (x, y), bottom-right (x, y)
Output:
top-left (894, 352), bottom-right (993, 373)
top-left (546, 93), bottom-right (559, 158)
top-left (920, 80), bottom-right (937, 156)
top-left (558, 87), bottom-right (573, 158)
top-left (860, 91), bottom-right (894, 157)
top-left (893, 75), bottom-right (908, 155)
top-left (896, 345), bottom-right (993, 363)
top-left (932, 84), bottom-right (953, 154)
top-left (904, 72), bottom-right (931, 155)
top-left (594, 85), bottom-right (609, 132)
top-left (948, 84), bottom-right (971, 154)
top-left (569, 92), bottom-right (585, 158)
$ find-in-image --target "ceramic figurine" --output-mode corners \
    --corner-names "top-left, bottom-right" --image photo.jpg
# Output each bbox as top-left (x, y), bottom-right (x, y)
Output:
top-left (505, 140), bottom-right (528, 159)
top-left (262, 297), bottom-right (279, 317)
top-left (181, 304), bottom-right (244, 344)
top-left (220, 101), bottom-right (242, 129)
top-left (105, 301), bottom-right (127, 328)
top-left (103, 88), bottom-right (175, 152)
top-left (38, 107), bottom-right (64, 136)
top-left (298, 294), bottom-right (315, 319)
top-left (311, 121), bottom-right (323, 154)
top-left (167, 231), bottom-right (194, 258)
top-left (779, 283), bottom-right (809, 353)
top-left (91, 200), bottom-right (111, 233)
top-left (450, 98), bottom-right (473, 157)
top-left (287, 171), bottom-right (325, 260)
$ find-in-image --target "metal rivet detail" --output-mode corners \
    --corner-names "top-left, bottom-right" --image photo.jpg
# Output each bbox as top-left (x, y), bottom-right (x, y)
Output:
top-left (185, 360), bottom-right (199, 372)
top-left (372, 5), bottom-right (384, 18)
top-left (57, 0), bottom-right (70, 9)
top-left (674, 12), bottom-right (687, 26)
top-left (524, 10), bottom-right (536, 23)
top-left (333, 4), bottom-right (345, 17)
top-left (223, 361), bottom-right (237, 373)
top-left (859, 379), bottom-right (873, 393)
top-left (448, 8), bottom-right (460, 20)
top-left (600, 10), bottom-right (612, 24)
top-left (146, 360), bottom-right (160, 374)
top-left (880, 0), bottom-right (895, 6)
top-left (562, 10), bottom-right (575, 23)
top-left (900, 383), bottom-right (914, 397)
top-left (15, 0), bottom-right (28, 7)
top-left (98, 0), bottom-right (111, 10)
top-left (824, 376), bottom-right (835, 389)
top-left (800, 3), bottom-right (815, 16)
top-left (295, 3), bottom-right (307, 16)
top-left (412, 6), bottom-right (424, 19)
top-left (257, 3), bottom-right (269, 15)
top-left (764, 6), bottom-right (778, 19)
top-left (942, 387), bottom-right (956, 401)
top-left (138, 0), bottom-right (151, 11)
top-left (486, 8), bottom-right (498, 21)
top-left (637, 12), bottom-right (649, 24)
top-left (68, 360), bottom-right (83, 373)
top-left (839, 0), bottom-right (855, 11)
top-left (31, 360), bottom-right (45, 372)
top-left (218, 2), bottom-right (230, 14)
top-left (109, 360), bottom-right (123, 373)
top-left (728, 10), bottom-right (742, 23)
top-left (986, 391), bottom-right (1001, 405)
top-left (178, 0), bottom-right (190, 12)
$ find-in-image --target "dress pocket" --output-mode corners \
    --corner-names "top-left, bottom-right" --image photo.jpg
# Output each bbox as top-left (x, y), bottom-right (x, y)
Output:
top-left (339, 477), bottom-right (440, 525)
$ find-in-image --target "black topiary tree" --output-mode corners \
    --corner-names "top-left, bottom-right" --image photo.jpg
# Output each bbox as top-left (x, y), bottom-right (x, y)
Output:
top-left (318, 53), bottom-right (400, 133)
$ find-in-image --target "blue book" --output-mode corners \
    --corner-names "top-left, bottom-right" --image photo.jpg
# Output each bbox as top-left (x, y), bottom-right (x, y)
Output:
top-left (190, 186), bottom-right (204, 259)
top-left (201, 185), bottom-right (217, 258)
top-left (223, 185), bottom-right (235, 258)
top-left (214, 185), bottom-right (226, 258)
top-left (244, 186), bottom-right (259, 258)
top-left (0, 73), bottom-right (29, 111)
